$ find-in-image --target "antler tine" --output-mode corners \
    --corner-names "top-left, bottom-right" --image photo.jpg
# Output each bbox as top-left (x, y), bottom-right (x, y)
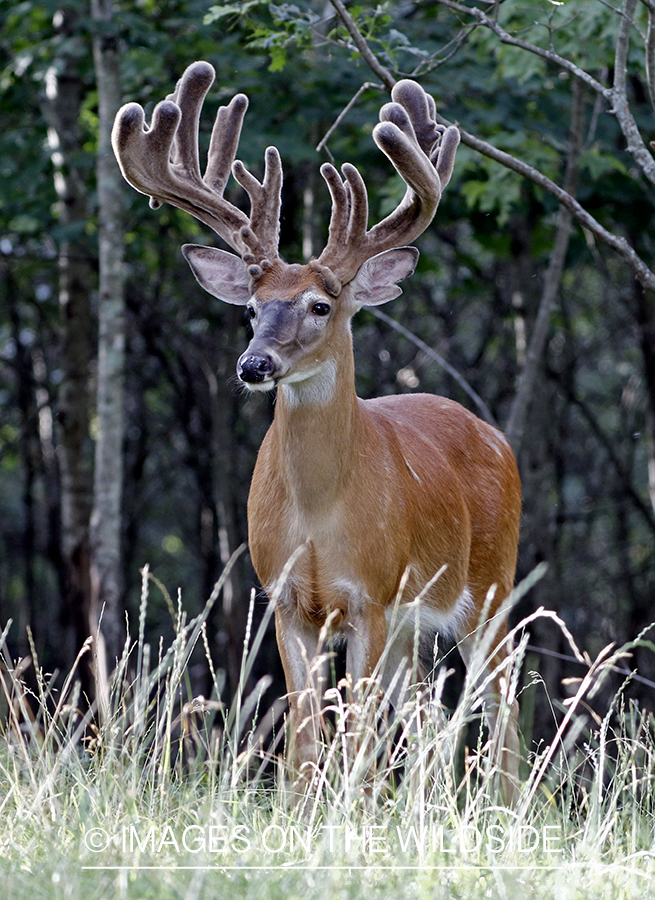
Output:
top-left (232, 146), bottom-right (283, 267)
top-left (320, 164), bottom-right (350, 244)
top-left (314, 162), bottom-right (369, 294)
top-left (343, 163), bottom-right (369, 243)
top-left (316, 80), bottom-right (460, 287)
top-left (387, 81), bottom-right (458, 186)
top-left (112, 61), bottom-right (283, 268)
top-left (386, 80), bottom-right (441, 158)
top-left (204, 92), bottom-right (249, 195)
top-left (164, 60), bottom-right (214, 187)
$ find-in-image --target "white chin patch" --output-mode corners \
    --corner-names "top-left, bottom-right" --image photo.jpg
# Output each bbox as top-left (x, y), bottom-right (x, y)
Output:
top-left (242, 378), bottom-right (276, 393)
top-left (279, 358), bottom-right (337, 407)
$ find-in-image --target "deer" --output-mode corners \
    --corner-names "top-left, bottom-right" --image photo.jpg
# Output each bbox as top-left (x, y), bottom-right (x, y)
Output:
top-left (112, 61), bottom-right (522, 803)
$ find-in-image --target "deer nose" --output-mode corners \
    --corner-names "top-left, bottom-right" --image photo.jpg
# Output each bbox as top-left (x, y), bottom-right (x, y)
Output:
top-left (238, 354), bottom-right (276, 384)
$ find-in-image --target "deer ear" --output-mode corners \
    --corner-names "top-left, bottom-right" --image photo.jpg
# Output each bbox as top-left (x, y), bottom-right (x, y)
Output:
top-left (182, 244), bottom-right (251, 305)
top-left (349, 247), bottom-right (419, 308)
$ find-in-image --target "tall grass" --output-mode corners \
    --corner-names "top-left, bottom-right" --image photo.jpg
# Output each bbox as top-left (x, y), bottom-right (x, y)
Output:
top-left (1, 559), bottom-right (654, 899)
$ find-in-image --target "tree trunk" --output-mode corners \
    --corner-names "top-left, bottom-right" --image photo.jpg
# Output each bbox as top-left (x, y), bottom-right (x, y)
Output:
top-left (42, 11), bottom-right (95, 694)
top-left (5, 267), bottom-right (37, 655)
top-left (90, 0), bottom-right (126, 693)
top-left (505, 79), bottom-right (584, 455)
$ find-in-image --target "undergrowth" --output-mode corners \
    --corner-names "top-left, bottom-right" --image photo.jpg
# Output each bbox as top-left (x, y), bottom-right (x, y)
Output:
top-left (1, 557), bottom-right (654, 899)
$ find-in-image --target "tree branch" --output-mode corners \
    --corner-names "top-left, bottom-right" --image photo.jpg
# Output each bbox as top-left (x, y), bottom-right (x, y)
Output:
top-left (615, 0), bottom-right (639, 97)
top-left (316, 81), bottom-right (385, 161)
top-left (436, 113), bottom-right (655, 293)
top-left (436, 0), bottom-right (610, 96)
top-left (646, 0), bottom-right (655, 114)
top-left (436, 0), bottom-right (655, 188)
top-left (368, 307), bottom-right (497, 425)
top-left (327, 0), bottom-right (655, 293)
top-left (326, 0), bottom-right (396, 90)
top-left (555, 368), bottom-right (655, 535)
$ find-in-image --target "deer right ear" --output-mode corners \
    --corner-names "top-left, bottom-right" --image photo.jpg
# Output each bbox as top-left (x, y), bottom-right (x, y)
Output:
top-left (182, 244), bottom-right (251, 305)
top-left (349, 247), bottom-right (419, 309)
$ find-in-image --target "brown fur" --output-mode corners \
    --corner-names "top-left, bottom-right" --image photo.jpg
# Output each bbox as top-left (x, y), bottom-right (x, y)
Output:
top-left (252, 261), bottom-right (325, 300)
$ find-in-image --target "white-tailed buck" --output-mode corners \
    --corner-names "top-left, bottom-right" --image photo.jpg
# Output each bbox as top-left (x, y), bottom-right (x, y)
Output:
top-left (113, 62), bottom-right (522, 801)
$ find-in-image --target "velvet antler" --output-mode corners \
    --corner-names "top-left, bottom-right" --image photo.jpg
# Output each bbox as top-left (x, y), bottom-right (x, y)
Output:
top-left (113, 66), bottom-right (459, 290)
top-left (315, 80), bottom-right (460, 293)
top-left (111, 61), bottom-right (282, 277)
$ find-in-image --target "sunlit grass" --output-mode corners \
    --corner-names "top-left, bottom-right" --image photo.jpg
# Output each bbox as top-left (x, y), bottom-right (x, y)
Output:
top-left (1, 559), bottom-right (654, 899)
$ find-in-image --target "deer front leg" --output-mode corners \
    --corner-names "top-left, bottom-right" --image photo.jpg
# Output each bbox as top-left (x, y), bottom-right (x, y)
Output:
top-left (275, 606), bottom-right (326, 785)
top-left (344, 602), bottom-right (387, 771)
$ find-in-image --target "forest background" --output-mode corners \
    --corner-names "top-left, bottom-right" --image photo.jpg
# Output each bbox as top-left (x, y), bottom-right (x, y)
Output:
top-left (2, 0), bottom-right (655, 746)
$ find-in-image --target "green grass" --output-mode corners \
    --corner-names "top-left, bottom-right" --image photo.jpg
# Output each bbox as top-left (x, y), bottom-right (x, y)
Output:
top-left (1, 560), bottom-right (655, 899)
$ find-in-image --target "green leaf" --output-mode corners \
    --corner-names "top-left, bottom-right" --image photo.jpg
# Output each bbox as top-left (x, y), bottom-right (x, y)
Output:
top-left (268, 45), bottom-right (287, 72)
top-left (204, 1), bottom-right (266, 24)
top-left (580, 147), bottom-right (628, 181)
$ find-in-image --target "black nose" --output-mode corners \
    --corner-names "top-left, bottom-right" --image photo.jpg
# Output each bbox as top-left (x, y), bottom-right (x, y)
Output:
top-left (238, 355), bottom-right (276, 384)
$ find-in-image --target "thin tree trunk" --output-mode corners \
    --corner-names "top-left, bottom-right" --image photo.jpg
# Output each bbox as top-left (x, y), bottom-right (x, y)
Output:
top-left (6, 269), bottom-right (36, 655)
top-left (90, 0), bottom-right (126, 695)
top-left (505, 80), bottom-right (584, 455)
top-left (634, 289), bottom-right (655, 517)
top-left (42, 12), bottom-right (95, 692)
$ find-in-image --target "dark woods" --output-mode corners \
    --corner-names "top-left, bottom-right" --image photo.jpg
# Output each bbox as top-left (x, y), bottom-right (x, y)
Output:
top-left (1, 1), bottom-right (655, 746)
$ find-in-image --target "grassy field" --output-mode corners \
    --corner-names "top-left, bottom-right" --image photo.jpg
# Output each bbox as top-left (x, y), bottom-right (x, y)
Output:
top-left (1, 562), bottom-right (654, 899)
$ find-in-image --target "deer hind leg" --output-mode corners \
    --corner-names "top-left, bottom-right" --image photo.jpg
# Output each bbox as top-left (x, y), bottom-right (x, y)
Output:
top-left (376, 607), bottom-right (434, 731)
top-left (458, 627), bottom-right (521, 807)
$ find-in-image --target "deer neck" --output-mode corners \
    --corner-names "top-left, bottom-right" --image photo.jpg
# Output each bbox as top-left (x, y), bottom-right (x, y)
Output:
top-left (274, 330), bottom-right (362, 512)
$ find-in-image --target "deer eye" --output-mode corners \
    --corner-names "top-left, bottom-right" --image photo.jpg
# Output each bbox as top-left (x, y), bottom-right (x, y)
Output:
top-left (246, 306), bottom-right (256, 321)
top-left (311, 302), bottom-right (331, 317)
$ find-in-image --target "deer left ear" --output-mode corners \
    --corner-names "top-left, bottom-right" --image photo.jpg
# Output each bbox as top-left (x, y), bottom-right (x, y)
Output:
top-left (349, 247), bottom-right (419, 308)
top-left (182, 244), bottom-right (251, 305)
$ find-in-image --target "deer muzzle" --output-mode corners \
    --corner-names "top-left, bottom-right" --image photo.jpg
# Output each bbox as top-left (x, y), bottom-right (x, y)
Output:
top-left (237, 354), bottom-right (277, 385)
